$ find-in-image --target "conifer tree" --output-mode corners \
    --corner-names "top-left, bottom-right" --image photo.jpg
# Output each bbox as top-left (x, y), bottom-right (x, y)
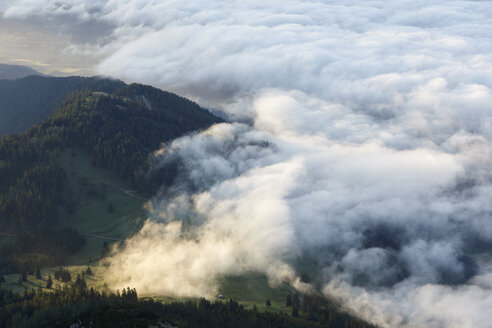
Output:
top-left (286, 294), bottom-right (292, 306)
top-left (293, 293), bottom-right (300, 308)
top-left (107, 201), bottom-right (114, 213)
top-left (74, 274), bottom-right (86, 289)
top-left (101, 241), bottom-right (109, 258)
top-left (46, 274), bottom-right (53, 289)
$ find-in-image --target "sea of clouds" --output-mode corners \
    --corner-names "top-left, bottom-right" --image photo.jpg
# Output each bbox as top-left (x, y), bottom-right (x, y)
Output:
top-left (3, 1), bottom-right (492, 327)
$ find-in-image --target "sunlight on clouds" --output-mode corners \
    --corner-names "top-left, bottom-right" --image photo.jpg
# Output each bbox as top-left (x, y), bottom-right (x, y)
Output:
top-left (3, 1), bottom-right (492, 327)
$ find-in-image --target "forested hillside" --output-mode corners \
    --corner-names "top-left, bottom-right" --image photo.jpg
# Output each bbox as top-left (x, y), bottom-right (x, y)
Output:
top-left (0, 84), bottom-right (221, 272)
top-left (0, 75), bottom-right (125, 135)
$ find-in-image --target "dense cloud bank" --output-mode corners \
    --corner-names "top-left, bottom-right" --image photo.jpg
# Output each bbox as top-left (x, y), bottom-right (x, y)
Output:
top-left (4, 1), bottom-right (492, 327)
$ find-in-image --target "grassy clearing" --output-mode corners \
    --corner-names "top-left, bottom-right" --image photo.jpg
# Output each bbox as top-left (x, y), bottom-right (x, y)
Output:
top-left (2, 264), bottom-right (108, 294)
top-left (54, 148), bottom-right (149, 265)
top-left (218, 274), bottom-right (292, 312)
top-left (148, 274), bottom-right (292, 312)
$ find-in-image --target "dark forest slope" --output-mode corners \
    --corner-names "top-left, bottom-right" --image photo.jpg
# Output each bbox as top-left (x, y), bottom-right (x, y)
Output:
top-left (0, 83), bottom-right (221, 271)
top-left (0, 84), bottom-right (221, 230)
top-left (0, 75), bottom-right (125, 135)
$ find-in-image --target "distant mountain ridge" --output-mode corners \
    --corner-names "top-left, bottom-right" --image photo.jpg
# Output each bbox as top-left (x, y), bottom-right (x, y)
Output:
top-left (0, 63), bottom-right (43, 80)
top-left (0, 75), bottom-right (126, 135)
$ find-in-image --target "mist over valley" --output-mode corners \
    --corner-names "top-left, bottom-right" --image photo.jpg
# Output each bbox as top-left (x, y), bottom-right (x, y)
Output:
top-left (1, 1), bottom-right (492, 327)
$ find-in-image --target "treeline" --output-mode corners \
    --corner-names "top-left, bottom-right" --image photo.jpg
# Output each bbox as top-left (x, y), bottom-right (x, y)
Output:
top-left (0, 229), bottom-right (84, 272)
top-left (300, 294), bottom-right (372, 328)
top-left (0, 283), bottom-right (137, 328)
top-left (0, 284), bottom-right (377, 328)
top-left (141, 296), bottom-right (377, 328)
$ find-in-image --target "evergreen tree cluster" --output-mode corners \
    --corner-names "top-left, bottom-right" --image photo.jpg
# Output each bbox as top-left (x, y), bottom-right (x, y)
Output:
top-left (280, 293), bottom-right (375, 328)
top-left (0, 284), bottom-right (137, 328)
top-left (0, 284), bottom-right (377, 328)
top-left (53, 267), bottom-right (71, 283)
top-left (0, 229), bottom-right (85, 272)
top-left (0, 134), bottom-right (65, 230)
top-left (301, 294), bottom-right (372, 328)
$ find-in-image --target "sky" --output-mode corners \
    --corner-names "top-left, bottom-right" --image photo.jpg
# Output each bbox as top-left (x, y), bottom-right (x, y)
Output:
top-left (2, 1), bottom-right (492, 327)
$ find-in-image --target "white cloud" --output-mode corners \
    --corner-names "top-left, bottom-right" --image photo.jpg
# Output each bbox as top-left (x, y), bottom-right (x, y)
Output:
top-left (324, 275), bottom-right (492, 328)
top-left (4, 1), bottom-right (492, 327)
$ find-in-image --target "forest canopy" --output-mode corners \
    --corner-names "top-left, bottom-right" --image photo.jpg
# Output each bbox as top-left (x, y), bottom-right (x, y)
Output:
top-left (0, 82), bottom-right (222, 272)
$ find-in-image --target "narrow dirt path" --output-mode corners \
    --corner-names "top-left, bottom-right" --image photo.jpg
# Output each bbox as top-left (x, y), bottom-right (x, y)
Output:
top-left (79, 233), bottom-right (122, 241)
top-left (92, 179), bottom-right (150, 201)
top-left (1, 232), bottom-right (123, 241)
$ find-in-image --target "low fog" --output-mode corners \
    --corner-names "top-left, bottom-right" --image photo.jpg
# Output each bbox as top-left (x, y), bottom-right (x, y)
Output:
top-left (3, 1), bottom-right (492, 327)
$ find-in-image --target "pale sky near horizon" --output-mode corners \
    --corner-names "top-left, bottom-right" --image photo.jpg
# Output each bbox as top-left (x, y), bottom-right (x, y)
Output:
top-left (0, 16), bottom-right (99, 76)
